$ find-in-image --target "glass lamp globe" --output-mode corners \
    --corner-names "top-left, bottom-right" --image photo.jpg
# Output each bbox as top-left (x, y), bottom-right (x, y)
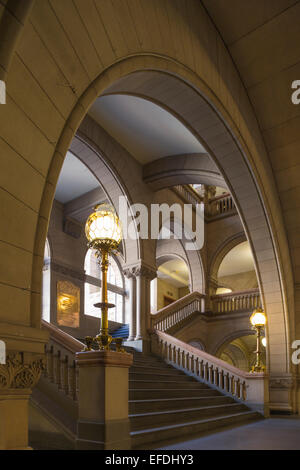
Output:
top-left (250, 308), bottom-right (267, 327)
top-left (85, 204), bottom-right (122, 249)
top-left (262, 337), bottom-right (267, 347)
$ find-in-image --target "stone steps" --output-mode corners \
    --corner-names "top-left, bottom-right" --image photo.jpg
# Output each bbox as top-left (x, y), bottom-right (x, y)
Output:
top-left (129, 379), bottom-right (210, 390)
top-left (129, 388), bottom-right (220, 400)
top-left (130, 402), bottom-right (247, 431)
top-left (128, 352), bottom-right (262, 448)
top-left (131, 410), bottom-right (261, 449)
top-left (129, 395), bottom-right (235, 413)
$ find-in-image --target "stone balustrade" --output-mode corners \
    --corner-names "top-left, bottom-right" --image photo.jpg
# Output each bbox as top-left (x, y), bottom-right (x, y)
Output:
top-left (151, 330), bottom-right (269, 415)
top-left (207, 193), bottom-right (236, 217)
top-left (150, 291), bottom-right (205, 332)
top-left (211, 288), bottom-right (261, 314)
top-left (42, 320), bottom-right (83, 401)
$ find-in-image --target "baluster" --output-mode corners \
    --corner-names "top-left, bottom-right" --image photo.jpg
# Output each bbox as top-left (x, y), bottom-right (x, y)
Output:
top-left (168, 344), bottom-right (172, 361)
top-left (75, 366), bottom-right (79, 401)
top-left (218, 370), bottom-right (224, 389)
top-left (241, 381), bottom-right (247, 400)
top-left (199, 360), bottom-right (204, 378)
top-left (61, 355), bottom-right (69, 395)
top-left (236, 378), bottom-right (241, 398)
top-left (224, 373), bottom-right (229, 392)
top-left (45, 345), bottom-right (54, 381)
top-left (172, 345), bottom-right (176, 363)
top-left (195, 357), bottom-right (199, 376)
top-left (191, 355), bottom-right (195, 374)
top-left (181, 350), bottom-right (185, 368)
top-left (54, 350), bottom-right (61, 388)
top-left (230, 375), bottom-right (234, 395)
top-left (208, 365), bottom-right (213, 384)
top-left (204, 362), bottom-right (208, 381)
top-left (68, 360), bottom-right (77, 400)
top-left (214, 367), bottom-right (219, 386)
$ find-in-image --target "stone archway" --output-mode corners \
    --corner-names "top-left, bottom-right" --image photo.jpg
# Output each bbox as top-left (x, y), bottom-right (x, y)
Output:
top-left (31, 59), bottom-right (293, 411)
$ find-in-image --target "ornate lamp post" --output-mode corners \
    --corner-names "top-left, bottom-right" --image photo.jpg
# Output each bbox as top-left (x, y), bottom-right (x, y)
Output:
top-left (85, 203), bottom-right (122, 351)
top-left (250, 307), bottom-right (267, 372)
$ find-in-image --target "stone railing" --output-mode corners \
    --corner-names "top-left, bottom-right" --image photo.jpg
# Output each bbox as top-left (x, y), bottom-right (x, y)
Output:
top-left (211, 289), bottom-right (261, 314)
top-left (42, 320), bottom-right (84, 401)
top-left (207, 193), bottom-right (236, 218)
top-left (173, 184), bottom-right (203, 206)
top-left (151, 330), bottom-right (268, 415)
top-left (150, 291), bottom-right (205, 332)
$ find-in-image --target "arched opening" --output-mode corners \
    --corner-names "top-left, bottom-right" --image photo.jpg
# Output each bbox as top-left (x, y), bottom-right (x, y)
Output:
top-left (217, 333), bottom-right (266, 373)
top-left (216, 241), bottom-right (258, 293)
top-left (34, 62), bottom-right (293, 411)
top-left (151, 255), bottom-right (190, 312)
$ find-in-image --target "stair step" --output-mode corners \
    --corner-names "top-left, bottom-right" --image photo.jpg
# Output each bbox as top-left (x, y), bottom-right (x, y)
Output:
top-left (129, 371), bottom-right (196, 381)
top-left (129, 395), bottom-right (233, 413)
top-left (130, 365), bottom-right (185, 375)
top-left (129, 388), bottom-right (219, 400)
top-left (131, 411), bottom-right (261, 448)
top-left (130, 403), bottom-right (247, 431)
top-left (129, 380), bottom-right (210, 390)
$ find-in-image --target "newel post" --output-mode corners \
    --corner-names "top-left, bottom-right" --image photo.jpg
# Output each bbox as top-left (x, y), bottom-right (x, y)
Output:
top-left (75, 350), bottom-right (133, 450)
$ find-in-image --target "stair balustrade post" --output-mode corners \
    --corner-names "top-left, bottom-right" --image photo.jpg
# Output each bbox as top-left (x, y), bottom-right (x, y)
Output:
top-left (76, 350), bottom-right (133, 450)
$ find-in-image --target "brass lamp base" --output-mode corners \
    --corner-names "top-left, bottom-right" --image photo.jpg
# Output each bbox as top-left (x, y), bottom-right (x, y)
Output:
top-left (96, 332), bottom-right (113, 350)
top-left (251, 364), bottom-right (265, 373)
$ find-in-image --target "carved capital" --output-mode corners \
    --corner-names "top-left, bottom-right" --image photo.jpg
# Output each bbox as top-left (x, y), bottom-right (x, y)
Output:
top-left (123, 263), bottom-right (156, 280)
top-left (0, 353), bottom-right (45, 390)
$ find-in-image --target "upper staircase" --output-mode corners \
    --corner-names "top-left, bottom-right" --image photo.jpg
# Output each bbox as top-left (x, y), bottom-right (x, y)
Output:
top-left (29, 320), bottom-right (264, 450)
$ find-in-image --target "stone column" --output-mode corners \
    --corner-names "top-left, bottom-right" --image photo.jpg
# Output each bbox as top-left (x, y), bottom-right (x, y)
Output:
top-left (0, 352), bottom-right (45, 450)
top-left (133, 265), bottom-right (156, 342)
top-left (123, 269), bottom-right (136, 341)
top-left (75, 350), bottom-right (133, 450)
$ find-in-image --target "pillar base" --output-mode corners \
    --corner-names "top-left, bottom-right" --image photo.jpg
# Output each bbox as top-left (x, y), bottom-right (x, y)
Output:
top-left (124, 338), bottom-right (151, 354)
top-left (0, 389), bottom-right (31, 450)
top-left (75, 350), bottom-right (133, 450)
top-left (76, 418), bottom-right (131, 450)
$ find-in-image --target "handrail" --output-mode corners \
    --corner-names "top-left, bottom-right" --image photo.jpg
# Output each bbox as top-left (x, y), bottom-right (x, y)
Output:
top-left (211, 288), bottom-right (261, 314)
top-left (42, 319), bottom-right (84, 353)
top-left (173, 185), bottom-right (203, 206)
top-left (151, 330), bottom-right (268, 415)
top-left (150, 291), bottom-right (205, 332)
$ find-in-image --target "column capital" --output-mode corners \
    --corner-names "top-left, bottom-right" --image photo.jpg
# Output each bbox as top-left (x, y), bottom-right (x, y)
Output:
top-left (123, 262), bottom-right (156, 280)
top-left (0, 352), bottom-right (45, 390)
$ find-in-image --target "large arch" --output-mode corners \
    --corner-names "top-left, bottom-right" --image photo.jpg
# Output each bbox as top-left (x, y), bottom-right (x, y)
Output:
top-left (32, 63), bottom-right (292, 388)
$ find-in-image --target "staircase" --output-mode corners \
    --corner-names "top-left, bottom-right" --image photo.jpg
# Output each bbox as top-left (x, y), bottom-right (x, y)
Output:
top-left (128, 349), bottom-right (261, 449)
top-left (111, 323), bottom-right (129, 339)
top-left (31, 322), bottom-right (262, 450)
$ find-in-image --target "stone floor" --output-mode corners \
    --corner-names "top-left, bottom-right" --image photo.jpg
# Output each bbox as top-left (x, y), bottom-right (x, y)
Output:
top-left (159, 417), bottom-right (300, 450)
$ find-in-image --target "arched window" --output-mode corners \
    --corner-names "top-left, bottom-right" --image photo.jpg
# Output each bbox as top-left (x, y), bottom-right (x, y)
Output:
top-left (42, 239), bottom-right (51, 322)
top-left (84, 249), bottom-right (125, 322)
